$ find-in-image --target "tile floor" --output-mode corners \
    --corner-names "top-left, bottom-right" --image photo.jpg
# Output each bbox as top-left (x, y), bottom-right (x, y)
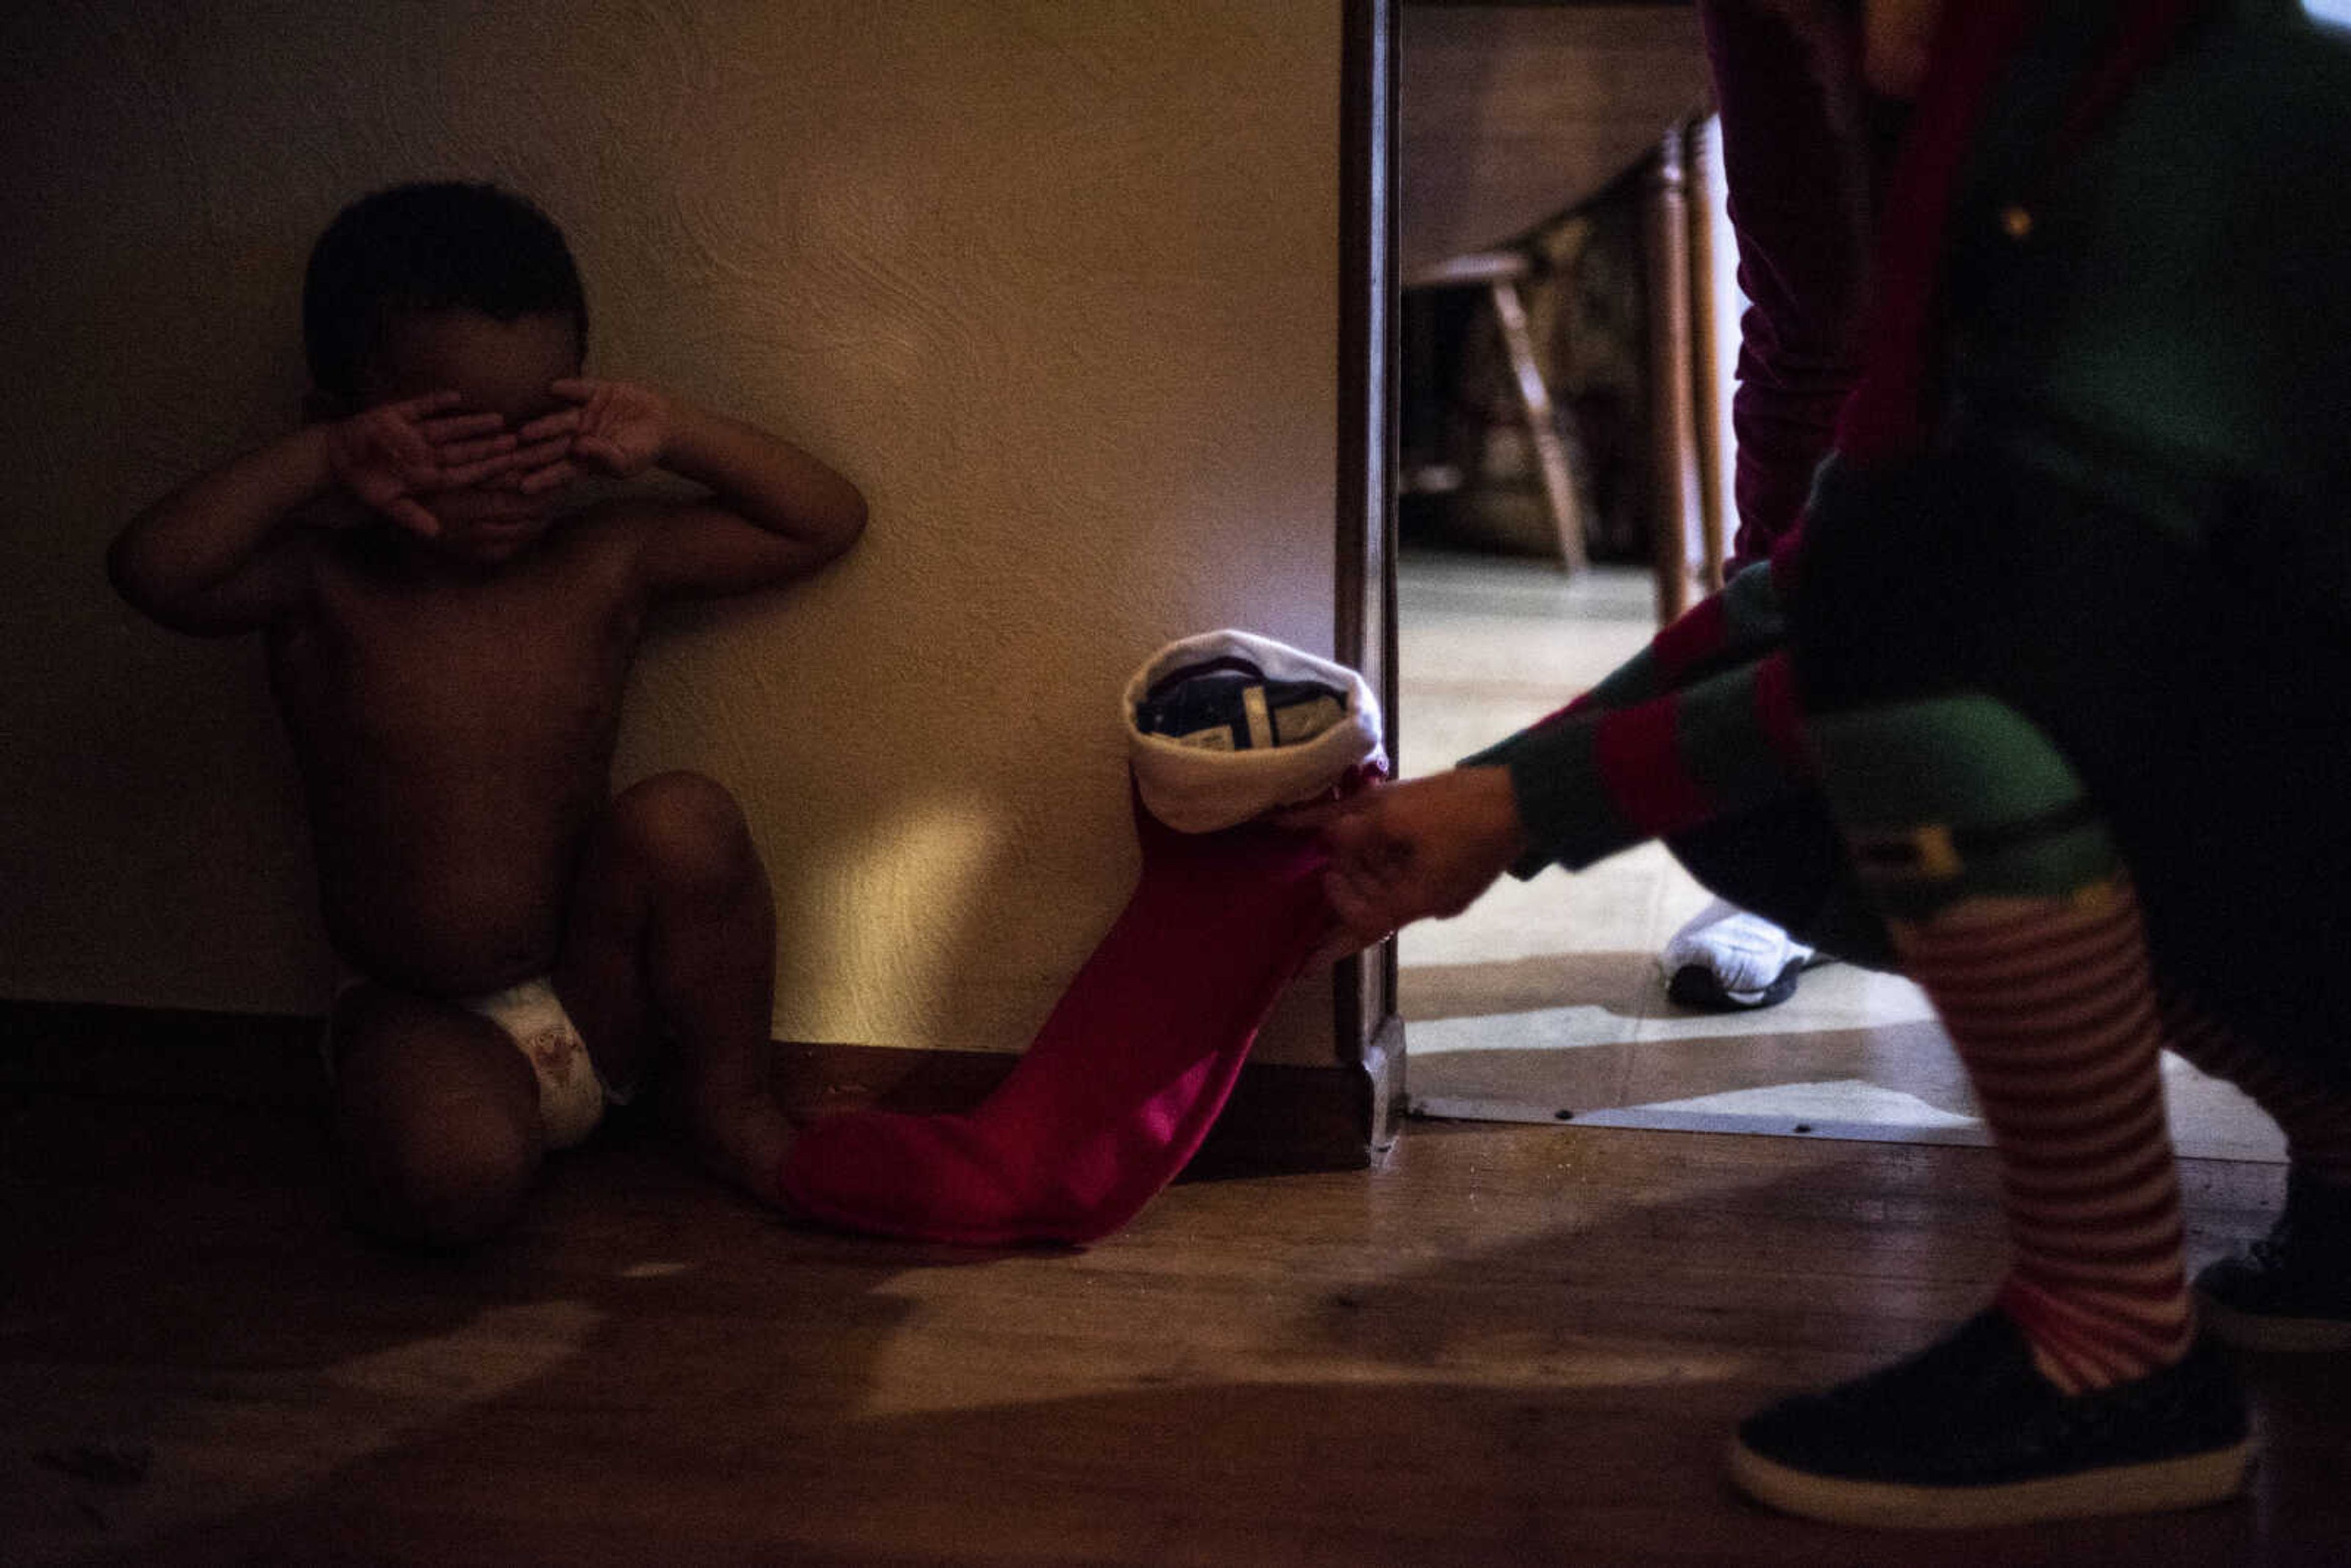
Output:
top-left (1394, 547), bottom-right (2285, 1161)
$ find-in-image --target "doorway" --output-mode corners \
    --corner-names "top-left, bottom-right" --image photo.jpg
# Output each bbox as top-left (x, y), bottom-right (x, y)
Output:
top-left (1376, 1), bottom-right (2285, 1165)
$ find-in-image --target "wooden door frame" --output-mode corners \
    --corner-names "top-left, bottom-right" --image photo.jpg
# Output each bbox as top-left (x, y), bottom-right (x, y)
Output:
top-left (1333, 0), bottom-right (1406, 1162)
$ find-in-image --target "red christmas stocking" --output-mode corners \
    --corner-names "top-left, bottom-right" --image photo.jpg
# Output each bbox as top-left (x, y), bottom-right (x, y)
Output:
top-left (778, 630), bottom-right (1385, 1246)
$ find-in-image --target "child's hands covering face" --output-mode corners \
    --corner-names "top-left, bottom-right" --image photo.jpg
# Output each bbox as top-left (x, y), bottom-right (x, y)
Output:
top-left (508, 378), bottom-right (672, 493)
top-left (325, 391), bottom-right (518, 538)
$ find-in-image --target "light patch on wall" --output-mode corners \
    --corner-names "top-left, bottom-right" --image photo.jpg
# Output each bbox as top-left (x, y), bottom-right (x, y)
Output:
top-left (779, 792), bottom-right (1063, 1052)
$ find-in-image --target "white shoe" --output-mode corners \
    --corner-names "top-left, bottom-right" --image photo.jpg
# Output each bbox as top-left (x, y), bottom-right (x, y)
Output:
top-left (1660, 899), bottom-right (1815, 1011)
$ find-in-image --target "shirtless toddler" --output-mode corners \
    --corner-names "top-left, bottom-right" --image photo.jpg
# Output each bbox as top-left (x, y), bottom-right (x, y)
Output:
top-left (109, 182), bottom-right (867, 1246)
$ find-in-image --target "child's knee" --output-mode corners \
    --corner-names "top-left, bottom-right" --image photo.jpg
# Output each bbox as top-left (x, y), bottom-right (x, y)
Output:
top-left (337, 1086), bottom-right (541, 1247)
top-left (608, 770), bottom-right (760, 899)
top-left (1806, 692), bottom-right (2120, 917)
top-left (367, 1119), bottom-right (539, 1248)
top-left (330, 990), bottom-right (544, 1247)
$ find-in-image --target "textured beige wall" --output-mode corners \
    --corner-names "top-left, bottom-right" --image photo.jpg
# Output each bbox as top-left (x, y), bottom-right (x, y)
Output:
top-left (0, 2), bottom-right (1345, 1063)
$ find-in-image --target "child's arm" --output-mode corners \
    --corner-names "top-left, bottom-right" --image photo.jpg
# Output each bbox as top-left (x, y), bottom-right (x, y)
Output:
top-left (108, 392), bottom-right (514, 636)
top-left (516, 379), bottom-right (867, 598)
top-left (107, 426), bottom-right (334, 636)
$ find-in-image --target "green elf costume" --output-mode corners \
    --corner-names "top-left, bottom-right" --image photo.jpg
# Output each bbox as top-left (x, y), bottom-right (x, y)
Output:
top-left (1468, 0), bottom-right (2351, 1528)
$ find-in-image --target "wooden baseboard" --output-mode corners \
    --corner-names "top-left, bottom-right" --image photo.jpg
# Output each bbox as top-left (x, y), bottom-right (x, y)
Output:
top-left (0, 999), bottom-right (1382, 1177)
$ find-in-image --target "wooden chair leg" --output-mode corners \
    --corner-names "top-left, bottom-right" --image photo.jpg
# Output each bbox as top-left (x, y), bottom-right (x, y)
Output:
top-left (1685, 118), bottom-right (1728, 597)
top-left (1643, 127), bottom-right (1701, 625)
top-left (1486, 275), bottom-right (1586, 574)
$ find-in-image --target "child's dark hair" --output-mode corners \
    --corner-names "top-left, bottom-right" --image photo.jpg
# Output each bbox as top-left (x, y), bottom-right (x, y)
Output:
top-left (302, 181), bottom-right (588, 403)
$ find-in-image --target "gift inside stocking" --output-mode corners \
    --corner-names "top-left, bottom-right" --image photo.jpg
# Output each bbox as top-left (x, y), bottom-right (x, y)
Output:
top-left (778, 632), bottom-right (1383, 1246)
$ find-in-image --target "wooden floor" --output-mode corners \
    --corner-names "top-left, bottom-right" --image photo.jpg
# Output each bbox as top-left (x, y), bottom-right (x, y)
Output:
top-left (6, 1063), bottom-right (2348, 1566)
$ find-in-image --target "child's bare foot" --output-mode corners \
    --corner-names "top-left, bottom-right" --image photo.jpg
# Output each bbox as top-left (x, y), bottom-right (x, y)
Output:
top-left (660, 1072), bottom-right (797, 1208)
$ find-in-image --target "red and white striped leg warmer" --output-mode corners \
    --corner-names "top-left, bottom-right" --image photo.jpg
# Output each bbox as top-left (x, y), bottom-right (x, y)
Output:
top-left (1895, 877), bottom-right (2195, 1394)
top-left (2158, 989), bottom-right (2351, 1189)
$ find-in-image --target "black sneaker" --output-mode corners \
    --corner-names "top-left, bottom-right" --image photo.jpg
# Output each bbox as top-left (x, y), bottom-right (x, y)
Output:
top-left (1665, 956), bottom-right (1806, 1012)
top-left (1729, 1310), bottom-right (2252, 1529)
top-left (2196, 1168), bottom-right (2351, 1352)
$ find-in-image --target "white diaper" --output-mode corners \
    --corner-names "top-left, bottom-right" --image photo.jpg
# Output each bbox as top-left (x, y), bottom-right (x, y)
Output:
top-left (461, 978), bottom-right (623, 1150)
top-left (326, 975), bottom-right (627, 1150)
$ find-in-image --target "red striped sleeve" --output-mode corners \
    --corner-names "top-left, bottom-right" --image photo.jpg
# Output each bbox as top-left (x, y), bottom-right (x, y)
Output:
top-left (1649, 593), bottom-right (1730, 683)
top-left (1752, 652), bottom-right (1814, 778)
top-left (1593, 698), bottom-right (1713, 837)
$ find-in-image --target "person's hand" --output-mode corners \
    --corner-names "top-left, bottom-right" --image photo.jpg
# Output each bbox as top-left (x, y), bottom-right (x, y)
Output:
top-left (508, 377), bottom-right (673, 493)
top-left (324, 391), bottom-right (517, 538)
top-left (1278, 765), bottom-right (1529, 965)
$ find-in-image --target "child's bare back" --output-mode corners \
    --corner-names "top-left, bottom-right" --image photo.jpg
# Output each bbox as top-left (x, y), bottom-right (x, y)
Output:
top-left (110, 182), bottom-right (864, 1247)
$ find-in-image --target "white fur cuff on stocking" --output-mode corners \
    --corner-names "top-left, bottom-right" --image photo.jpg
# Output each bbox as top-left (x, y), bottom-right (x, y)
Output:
top-left (1123, 629), bottom-right (1387, 833)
